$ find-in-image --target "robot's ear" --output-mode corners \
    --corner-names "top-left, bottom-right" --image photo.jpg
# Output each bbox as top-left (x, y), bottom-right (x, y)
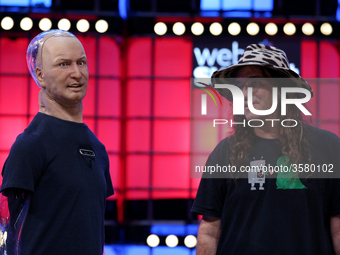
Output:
top-left (35, 67), bottom-right (46, 88)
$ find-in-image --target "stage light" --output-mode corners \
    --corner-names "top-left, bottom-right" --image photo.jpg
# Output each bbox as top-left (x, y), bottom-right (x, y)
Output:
top-left (302, 22), bottom-right (314, 36)
top-left (154, 22), bottom-right (167, 36)
top-left (58, 18), bottom-right (71, 31)
top-left (146, 234), bottom-right (160, 247)
top-left (184, 235), bottom-right (197, 248)
top-left (246, 22), bottom-right (260, 36)
top-left (228, 22), bottom-right (241, 36)
top-left (39, 18), bottom-right (52, 31)
top-left (77, 19), bottom-right (90, 33)
top-left (173, 22), bottom-right (185, 35)
top-left (3, 231), bottom-right (7, 242)
top-left (209, 22), bottom-right (222, 35)
top-left (320, 22), bottom-right (332, 35)
top-left (95, 20), bottom-right (108, 33)
top-left (283, 22), bottom-right (296, 35)
top-left (165, 235), bottom-right (179, 247)
top-left (265, 22), bottom-right (278, 36)
top-left (1, 17), bottom-right (14, 30)
top-left (191, 22), bottom-right (204, 36)
top-left (20, 17), bottom-right (33, 31)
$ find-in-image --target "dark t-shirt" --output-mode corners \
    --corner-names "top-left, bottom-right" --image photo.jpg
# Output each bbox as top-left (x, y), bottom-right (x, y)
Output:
top-left (191, 125), bottom-right (340, 255)
top-left (1, 113), bottom-right (114, 255)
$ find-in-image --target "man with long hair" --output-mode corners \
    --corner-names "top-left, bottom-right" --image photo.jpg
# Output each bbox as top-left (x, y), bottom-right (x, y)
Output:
top-left (192, 44), bottom-right (340, 254)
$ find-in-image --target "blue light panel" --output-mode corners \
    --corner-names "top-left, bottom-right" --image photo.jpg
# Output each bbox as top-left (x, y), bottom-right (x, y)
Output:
top-left (223, 0), bottom-right (252, 10)
top-left (223, 11), bottom-right (252, 17)
top-left (0, 0), bottom-right (51, 7)
top-left (119, 0), bottom-right (128, 20)
top-left (150, 224), bottom-right (199, 236)
top-left (200, 0), bottom-right (220, 10)
top-left (104, 245), bottom-right (197, 255)
top-left (104, 245), bottom-right (150, 255)
top-left (152, 246), bottom-right (192, 255)
top-left (254, 0), bottom-right (273, 11)
top-left (201, 0), bottom-right (273, 11)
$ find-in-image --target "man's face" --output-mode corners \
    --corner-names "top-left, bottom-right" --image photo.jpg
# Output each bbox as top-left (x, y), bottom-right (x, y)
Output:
top-left (235, 66), bottom-right (279, 121)
top-left (38, 36), bottom-right (89, 107)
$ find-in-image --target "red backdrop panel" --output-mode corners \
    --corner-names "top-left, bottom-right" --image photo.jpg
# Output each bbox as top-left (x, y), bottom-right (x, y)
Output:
top-left (98, 79), bottom-right (121, 117)
top-left (153, 120), bottom-right (190, 153)
top-left (126, 120), bottom-right (151, 152)
top-left (319, 41), bottom-right (340, 78)
top-left (301, 40), bottom-right (318, 78)
top-left (0, 117), bottom-right (28, 150)
top-left (127, 38), bottom-right (152, 77)
top-left (154, 37), bottom-right (192, 77)
top-left (83, 79), bottom-right (96, 116)
top-left (98, 37), bottom-right (121, 76)
top-left (126, 155), bottom-right (150, 200)
top-left (0, 77), bottom-right (28, 115)
top-left (318, 41), bottom-right (340, 136)
top-left (153, 79), bottom-right (190, 117)
top-left (97, 119), bottom-right (121, 152)
top-left (152, 155), bottom-right (190, 199)
top-left (300, 41), bottom-right (318, 122)
top-left (126, 79), bottom-right (152, 117)
top-left (0, 37), bottom-right (28, 73)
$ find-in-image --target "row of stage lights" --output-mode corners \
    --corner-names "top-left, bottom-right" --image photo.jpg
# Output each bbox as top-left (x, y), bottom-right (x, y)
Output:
top-left (154, 21), bottom-right (334, 36)
top-left (146, 234), bottom-right (197, 248)
top-left (0, 16), bottom-right (109, 33)
top-left (0, 16), bottom-right (333, 36)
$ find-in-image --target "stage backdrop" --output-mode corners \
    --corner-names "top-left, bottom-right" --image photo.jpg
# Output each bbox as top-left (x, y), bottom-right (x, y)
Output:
top-left (0, 34), bottom-right (339, 220)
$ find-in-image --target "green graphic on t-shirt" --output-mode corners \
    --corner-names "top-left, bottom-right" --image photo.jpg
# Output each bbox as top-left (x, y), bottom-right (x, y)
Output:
top-left (276, 155), bottom-right (307, 190)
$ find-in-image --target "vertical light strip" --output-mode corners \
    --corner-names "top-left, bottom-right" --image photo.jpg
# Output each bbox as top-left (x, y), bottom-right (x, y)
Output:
top-left (119, 0), bottom-right (127, 20)
top-left (201, 94), bottom-right (207, 115)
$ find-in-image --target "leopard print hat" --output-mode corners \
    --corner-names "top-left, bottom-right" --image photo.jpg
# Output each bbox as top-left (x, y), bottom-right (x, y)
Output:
top-left (212, 44), bottom-right (313, 99)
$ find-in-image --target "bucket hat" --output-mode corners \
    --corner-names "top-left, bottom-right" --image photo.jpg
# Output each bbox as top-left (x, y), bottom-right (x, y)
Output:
top-left (211, 44), bottom-right (313, 100)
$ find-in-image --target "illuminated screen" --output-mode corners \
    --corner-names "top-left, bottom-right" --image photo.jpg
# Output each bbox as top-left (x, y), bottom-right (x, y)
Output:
top-left (200, 0), bottom-right (273, 11)
top-left (0, 0), bottom-right (51, 7)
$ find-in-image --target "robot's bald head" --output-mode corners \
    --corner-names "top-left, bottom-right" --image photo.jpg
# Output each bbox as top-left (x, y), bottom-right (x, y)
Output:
top-left (26, 29), bottom-right (76, 87)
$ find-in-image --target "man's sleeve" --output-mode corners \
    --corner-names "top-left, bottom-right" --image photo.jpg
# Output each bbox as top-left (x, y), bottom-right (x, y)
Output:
top-left (1, 134), bottom-right (45, 193)
top-left (191, 177), bottom-right (227, 218)
top-left (104, 154), bottom-right (114, 198)
top-left (191, 138), bottom-right (230, 218)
